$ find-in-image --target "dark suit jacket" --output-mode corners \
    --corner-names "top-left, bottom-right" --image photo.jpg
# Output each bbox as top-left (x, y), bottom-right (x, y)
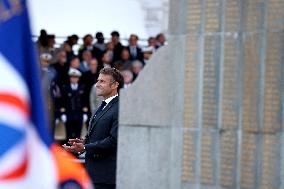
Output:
top-left (60, 84), bottom-right (88, 120)
top-left (126, 46), bottom-right (143, 62)
top-left (85, 96), bottom-right (119, 184)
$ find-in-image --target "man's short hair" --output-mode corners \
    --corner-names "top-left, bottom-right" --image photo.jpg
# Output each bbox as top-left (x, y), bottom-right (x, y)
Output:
top-left (111, 31), bottom-right (120, 37)
top-left (130, 34), bottom-right (139, 40)
top-left (83, 34), bottom-right (93, 41)
top-left (96, 32), bottom-right (104, 39)
top-left (100, 67), bottom-right (124, 90)
top-left (70, 34), bottom-right (79, 40)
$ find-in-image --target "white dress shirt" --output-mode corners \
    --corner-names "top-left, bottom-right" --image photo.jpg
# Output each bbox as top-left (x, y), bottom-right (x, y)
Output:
top-left (103, 94), bottom-right (118, 109)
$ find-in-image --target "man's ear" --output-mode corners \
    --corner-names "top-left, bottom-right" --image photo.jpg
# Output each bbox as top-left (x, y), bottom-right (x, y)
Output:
top-left (112, 81), bottom-right (119, 89)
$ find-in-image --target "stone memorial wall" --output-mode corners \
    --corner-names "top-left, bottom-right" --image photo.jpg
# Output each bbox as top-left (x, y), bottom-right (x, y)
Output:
top-left (117, 0), bottom-right (284, 189)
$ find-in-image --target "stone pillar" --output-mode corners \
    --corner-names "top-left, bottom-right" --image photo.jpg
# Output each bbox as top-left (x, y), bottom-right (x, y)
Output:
top-left (117, 0), bottom-right (284, 189)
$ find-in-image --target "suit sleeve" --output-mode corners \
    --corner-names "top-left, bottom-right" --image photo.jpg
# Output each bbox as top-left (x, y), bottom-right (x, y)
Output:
top-left (85, 111), bottom-right (118, 155)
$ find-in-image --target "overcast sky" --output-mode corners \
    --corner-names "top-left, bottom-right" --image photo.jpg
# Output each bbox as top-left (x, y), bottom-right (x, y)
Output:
top-left (27, 0), bottom-right (148, 40)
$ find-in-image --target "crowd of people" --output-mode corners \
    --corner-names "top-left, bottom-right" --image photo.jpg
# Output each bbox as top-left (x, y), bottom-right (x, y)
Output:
top-left (36, 29), bottom-right (166, 141)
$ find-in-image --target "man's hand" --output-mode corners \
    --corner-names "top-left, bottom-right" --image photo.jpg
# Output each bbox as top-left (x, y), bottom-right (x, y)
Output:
top-left (72, 142), bottom-right (85, 154)
top-left (68, 138), bottom-right (85, 145)
top-left (62, 142), bottom-right (84, 154)
top-left (62, 138), bottom-right (85, 154)
top-left (62, 144), bottom-right (74, 153)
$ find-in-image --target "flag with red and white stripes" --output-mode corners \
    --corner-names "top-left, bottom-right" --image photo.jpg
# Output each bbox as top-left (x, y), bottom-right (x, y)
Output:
top-left (0, 0), bottom-right (92, 188)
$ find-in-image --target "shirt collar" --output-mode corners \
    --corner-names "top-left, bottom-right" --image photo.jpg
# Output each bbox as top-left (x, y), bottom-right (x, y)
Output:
top-left (104, 94), bottom-right (118, 105)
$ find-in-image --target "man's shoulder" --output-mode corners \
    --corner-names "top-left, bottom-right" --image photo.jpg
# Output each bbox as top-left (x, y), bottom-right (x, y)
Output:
top-left (112, 96), bottom-right (119, 103)
top-left (108, 97), bottom-right (119, 111)
top-left (109, 97), bottom-right (119, 111)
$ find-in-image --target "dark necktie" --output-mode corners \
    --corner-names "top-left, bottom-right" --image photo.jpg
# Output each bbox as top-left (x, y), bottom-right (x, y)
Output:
top-left (88, 101), bottom-right (107, 131)
top-left (95, 101), bottom-right (107, 116)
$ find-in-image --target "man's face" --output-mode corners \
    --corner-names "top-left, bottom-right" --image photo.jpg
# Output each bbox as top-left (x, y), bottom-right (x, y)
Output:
top-left (83, 51), bottom-right (92, 62)
top-left (97, 35), bottom-right (104, 43)
top-left (85, 36), bottom-right (93, 45)
top-left (129, 36), bottom-right (137, 46)
top-left (107, 42), bottom-right (114, 50)
top-left (57, 51), bottom-right (67, 63)
top-left (89, 59), bottom-right (98, 72)
top-left (40, 60), bottom-right (49, 68)
top-left (148, 38), bottom-right (156, 47)
top-left (70, 58), bottom-right (80, 69)
top-left (121, 49), bottom-right (130, 60)
top-left (158, 34), bottom-right (166, 44)
top-left (70, 76), bottom-right (80, 84)
top-left (95, 74), bottom-right (117, 98)
top-left (111, 35), bottom-right (119, 44)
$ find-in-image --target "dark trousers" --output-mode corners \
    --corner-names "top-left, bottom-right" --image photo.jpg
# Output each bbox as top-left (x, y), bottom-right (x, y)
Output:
top-left (65, 119), bottom-right (82, 140)
top-left (94, 183), bottom-right (115, 189)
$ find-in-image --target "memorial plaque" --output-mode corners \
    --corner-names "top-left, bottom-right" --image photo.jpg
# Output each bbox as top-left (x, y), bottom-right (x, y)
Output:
top-left (221, 37), bottom-right (240, 130)
top-left (182, 35), bottom-right (199, 185)
top-left (267, 0), bottom-right (284, 30)
top-left (184, 36), bottom-right (199, 129)
top-left (202, 36), bottom-right (219, 129)
top-left (260, 134), bottom-right (280, 189)
top-left (187, 0), bottom-right (202, 33)
top-left (263, 33), bottom-right (282, 132)
top-left (201, 132), bottom-right (217, 185)
top-left (182, 131), bottom-right (198, 182)
top-left (220, 131), bottom-right (238, 188)
top-left (225, 0), bottom-right (241, 32)
top-left (242, 35), bottom-right (261, 132)
top-left (240, 134), bottom-right (258, 189)
top-left (244, 0), bottom-right (263, 32)
top-left (117, 0), bottom-right (284, 188)
top-left (205, 0), bottom-right (220, 32)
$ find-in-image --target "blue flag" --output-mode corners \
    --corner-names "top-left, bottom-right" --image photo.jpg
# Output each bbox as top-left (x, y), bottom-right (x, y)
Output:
top-left (0, 0), bottom-right (92, 188)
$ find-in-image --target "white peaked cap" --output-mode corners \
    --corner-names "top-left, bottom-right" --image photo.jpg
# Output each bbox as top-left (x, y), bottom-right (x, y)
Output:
top-left (68, 68), bottom-right (82, 77)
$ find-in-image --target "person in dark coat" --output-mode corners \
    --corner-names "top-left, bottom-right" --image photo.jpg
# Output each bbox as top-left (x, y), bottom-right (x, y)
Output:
top-left (52, 49), bottom-right (69, 88)
top-left (63, 67), bottom-right (124, 189)
top-left (110, 31), bottom-right (124, 62)
top-left (60, 68), bottom-right (88, 140)
top-left (113, 48), bottom-right (132, 71)
top-left (126, 34), bottom-right (143, 62)
top-left (80, 58), bottom-right (100, 123)
top-left (78, 34), bottom-right (94, 61)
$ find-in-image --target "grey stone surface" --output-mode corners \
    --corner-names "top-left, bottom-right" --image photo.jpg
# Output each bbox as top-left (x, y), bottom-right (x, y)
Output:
top-left (168, 0), bottom-right (188, 35)
top-left (117, 35), bottom-right (186, 189)
top-left (117, 0), bottom-right (284, 189)
top-left (117, 126), bottom-right (172, 189)
top-left (117, 125), bottom-right (185, 189)
top-left (119, 35), bottom-right (186, 127)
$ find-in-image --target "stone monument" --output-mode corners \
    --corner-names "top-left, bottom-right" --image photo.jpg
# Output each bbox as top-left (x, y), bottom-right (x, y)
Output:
top-left (117, 0), bottom-right (284, 189)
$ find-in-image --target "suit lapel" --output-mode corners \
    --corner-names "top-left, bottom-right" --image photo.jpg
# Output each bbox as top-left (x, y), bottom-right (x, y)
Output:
top-left (88, 96), bottom-right (118, 134)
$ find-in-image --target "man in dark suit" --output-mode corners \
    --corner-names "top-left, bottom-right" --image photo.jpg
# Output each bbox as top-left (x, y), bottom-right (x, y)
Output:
top-left (111, 31), bottom-right (124, 62)
top-left (60, 68), bottom-right (88, 140)
top-left (126, 34), bottom-right (144, 62)
top-left (63, 67), bottom-right (124, 189)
